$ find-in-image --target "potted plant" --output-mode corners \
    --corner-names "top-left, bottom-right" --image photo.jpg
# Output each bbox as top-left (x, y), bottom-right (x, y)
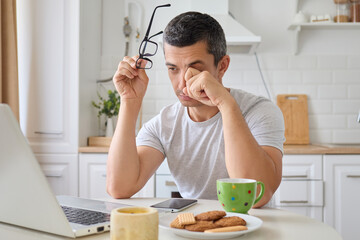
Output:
top-left (92, 90), bottom-right (120, 137)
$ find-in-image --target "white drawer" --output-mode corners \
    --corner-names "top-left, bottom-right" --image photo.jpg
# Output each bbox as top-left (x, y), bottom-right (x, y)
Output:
top-left (37, 154), bottom-right (78, 196)
top-left (79, 153), bottom-right (155, 198)
top-left (155, 175), bottom-right (179, 198)
top-left (79, 153), bottom-right (111, 199)
top-left (275, 180), bottom-right (323, 207)
top-left (283, 155), bottom-right (322, 180)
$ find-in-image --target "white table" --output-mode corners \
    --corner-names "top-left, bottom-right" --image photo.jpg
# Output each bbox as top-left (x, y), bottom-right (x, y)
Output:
top-left (0, 198), bottom-right (342, 240)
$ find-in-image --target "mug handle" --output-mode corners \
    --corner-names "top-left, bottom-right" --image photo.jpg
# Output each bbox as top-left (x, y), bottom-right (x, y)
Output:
top-left (253, 181), bottom-right (265, 205)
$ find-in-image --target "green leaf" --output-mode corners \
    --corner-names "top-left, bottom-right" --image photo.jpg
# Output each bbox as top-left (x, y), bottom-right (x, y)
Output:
top-left (91, 90), bottom-right (121, 118)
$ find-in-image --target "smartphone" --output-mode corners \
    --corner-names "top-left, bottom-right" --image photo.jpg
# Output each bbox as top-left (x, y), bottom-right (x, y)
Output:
top-left (150, 199), bottom-right (198, 212)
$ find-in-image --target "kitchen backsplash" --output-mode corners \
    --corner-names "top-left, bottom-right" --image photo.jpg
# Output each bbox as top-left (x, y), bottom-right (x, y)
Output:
top-left (120, 53), bottom-right (360, 144)
top-left (93, 0), bottom-right (360, 145)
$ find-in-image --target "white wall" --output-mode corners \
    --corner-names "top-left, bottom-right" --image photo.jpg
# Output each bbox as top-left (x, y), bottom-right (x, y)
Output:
top-left (79, 0), bottom-right (103, 146)
top-left (81, 0), bottom-right (360, 144)
top-left (227, 0), bottom-right (360, 143)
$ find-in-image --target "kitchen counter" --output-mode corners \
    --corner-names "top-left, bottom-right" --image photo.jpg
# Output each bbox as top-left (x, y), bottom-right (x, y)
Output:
top-left (78, 146), bottom-right (109, 153)
top-left (79, 144), bottom-right (360, 154)
top-left (284, 144), bottom-right (360, 154)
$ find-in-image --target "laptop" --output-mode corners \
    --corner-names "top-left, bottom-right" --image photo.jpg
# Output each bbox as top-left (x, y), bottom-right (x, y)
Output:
top-left (0, 104), bottom-right (131, 238)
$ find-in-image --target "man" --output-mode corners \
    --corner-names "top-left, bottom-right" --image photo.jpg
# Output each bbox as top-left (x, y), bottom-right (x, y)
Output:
top-left (107, 11), bottom-right (285, 207)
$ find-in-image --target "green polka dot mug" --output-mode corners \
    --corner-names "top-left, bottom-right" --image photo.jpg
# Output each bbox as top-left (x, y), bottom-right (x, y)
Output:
top-left (217, 178), bottom-right (265, 214)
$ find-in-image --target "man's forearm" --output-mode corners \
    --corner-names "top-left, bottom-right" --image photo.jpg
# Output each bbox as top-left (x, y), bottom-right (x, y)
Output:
top-left (219, 98), bottom-right (282, 206)
top-left (107, 100), bottom-right (142, 198)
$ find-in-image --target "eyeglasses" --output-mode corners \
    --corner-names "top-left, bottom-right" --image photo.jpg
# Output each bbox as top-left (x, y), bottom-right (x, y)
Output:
top-left (136, 4), bottom-right (171, 69)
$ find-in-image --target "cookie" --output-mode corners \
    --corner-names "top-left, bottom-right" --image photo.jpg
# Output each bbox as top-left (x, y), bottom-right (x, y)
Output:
top-left (195, 211), bottom-right (226, 221)
top-left (184, 221), bottom-right (218, 232)
top-left (170, 216), bottom-right (185, 229)
top-left (177, 213), bottom-right (196, 226)
top-left (204, 225), bottom-right (248, 233)
top-left (214, 216), bottom-right (247, 227)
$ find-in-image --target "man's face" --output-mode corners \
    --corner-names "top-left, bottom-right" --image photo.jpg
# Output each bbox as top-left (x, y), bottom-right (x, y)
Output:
top-left (164, 41), bottom-right (220, 107)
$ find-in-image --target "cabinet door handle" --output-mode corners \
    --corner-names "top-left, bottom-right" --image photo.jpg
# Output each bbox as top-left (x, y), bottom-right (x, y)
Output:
top-left (282, 175), bottom-right (308, 178)
top-left (102, 174), bottom-right (107, 178)
top-left (347, 175), bottom-right (360, 178)
top-left (35, 131), bottom-right (63, 135)
top-left (165, 181), bottom-right (177, 187)
top-left (280, 200), bottom-right (308, 204)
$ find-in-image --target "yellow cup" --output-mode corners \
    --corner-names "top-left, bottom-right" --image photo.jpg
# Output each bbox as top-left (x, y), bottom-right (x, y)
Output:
top-left (110, 206), bottom-right (158, 240)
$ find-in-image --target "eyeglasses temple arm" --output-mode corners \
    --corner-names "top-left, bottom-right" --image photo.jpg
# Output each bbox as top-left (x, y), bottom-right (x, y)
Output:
top-left (149, 31), bottom-right (164, 40)
top-left (144, 4), bottom-right (171, 38)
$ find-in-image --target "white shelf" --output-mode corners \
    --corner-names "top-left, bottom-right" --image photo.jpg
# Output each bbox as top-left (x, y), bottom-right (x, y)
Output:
top-left (289, 0), bottom-right (360, 54)
top-left (289, 21), bottom-right (360, 54)
top-left (289, 22), bottom-right (360, 30)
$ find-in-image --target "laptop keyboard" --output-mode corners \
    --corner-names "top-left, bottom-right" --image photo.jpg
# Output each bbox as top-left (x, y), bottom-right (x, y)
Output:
top-left (61, 206), bottom-right (110, 226)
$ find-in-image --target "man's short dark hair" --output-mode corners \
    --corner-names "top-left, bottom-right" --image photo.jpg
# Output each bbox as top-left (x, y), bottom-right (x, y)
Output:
top-left (163, 11), bottom-right (227, 66)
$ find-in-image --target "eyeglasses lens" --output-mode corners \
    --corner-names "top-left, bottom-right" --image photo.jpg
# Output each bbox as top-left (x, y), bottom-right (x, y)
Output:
top-left (139, 41), bottom-right (158, 56)
top-left (136, 58), bottom-right (153, 69)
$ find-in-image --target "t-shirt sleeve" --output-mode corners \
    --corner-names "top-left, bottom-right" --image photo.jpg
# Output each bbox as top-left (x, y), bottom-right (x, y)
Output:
top-left (246, 100), bottom-right (286, 154)
top-left (136, 116), bottom-right (166, 156)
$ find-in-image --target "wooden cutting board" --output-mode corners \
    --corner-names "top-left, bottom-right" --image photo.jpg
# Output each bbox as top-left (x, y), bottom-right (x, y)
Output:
top-left (88, 136), bottom-right (112, 147)
top-left (277, 94), bottom-right (309, 145)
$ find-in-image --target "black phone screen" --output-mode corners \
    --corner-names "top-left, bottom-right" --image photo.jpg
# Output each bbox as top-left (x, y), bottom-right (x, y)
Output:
top-left (151, 199), bottom-right (197, 209)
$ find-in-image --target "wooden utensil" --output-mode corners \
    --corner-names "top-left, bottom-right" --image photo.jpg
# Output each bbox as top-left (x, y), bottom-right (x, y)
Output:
top-left (277, 94), bottom-right (309, 145)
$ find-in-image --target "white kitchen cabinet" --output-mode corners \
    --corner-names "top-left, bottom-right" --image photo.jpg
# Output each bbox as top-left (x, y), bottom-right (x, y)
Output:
top-left (17, 0), bottom-right (79, 154)
top-left (274, 154), bottom-right (324, 222)
top-left (79, 153), bottom-right (111, 199)
top-left (281, 154), bottom-right (322, 180)
top-left (276, 180), bottom-right (323, 206)
top-left (156, 154), bottom-right (325, 217)
top-left (79, 153), bottom-right (155, 199)
top-left (37, 154), bottom-right (78, 196)
top-left (17, 0), bottom-right (80, 200)
top-left (155, 160), bottom-right (182, 198)
top-left (156, 175), bottom-right (179, 198)
top-left (324, 155), bottom-right (360, 240)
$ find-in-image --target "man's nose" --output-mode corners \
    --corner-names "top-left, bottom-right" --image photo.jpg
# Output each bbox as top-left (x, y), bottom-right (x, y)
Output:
top-left (178, 70), bottom-right (187, 91)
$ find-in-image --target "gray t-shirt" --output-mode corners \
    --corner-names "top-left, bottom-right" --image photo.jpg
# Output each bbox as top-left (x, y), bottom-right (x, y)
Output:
top-left (136, 88), bottom-right (285, 200)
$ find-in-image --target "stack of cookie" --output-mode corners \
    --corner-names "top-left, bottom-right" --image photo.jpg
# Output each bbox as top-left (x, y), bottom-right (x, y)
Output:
top-left (170, 210), bottom-right (247, 233)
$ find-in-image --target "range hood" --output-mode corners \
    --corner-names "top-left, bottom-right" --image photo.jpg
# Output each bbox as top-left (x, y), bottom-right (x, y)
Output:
top-left (190, 0), bottom-right (261, 54)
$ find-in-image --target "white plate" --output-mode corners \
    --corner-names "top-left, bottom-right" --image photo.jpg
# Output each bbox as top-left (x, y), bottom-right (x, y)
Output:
top-left (159, 212), bottom-right (263, 240)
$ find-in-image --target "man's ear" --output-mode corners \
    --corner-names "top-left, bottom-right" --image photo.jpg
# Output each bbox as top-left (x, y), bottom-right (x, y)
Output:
top-left (217, 55), bottom-right (230, 80)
